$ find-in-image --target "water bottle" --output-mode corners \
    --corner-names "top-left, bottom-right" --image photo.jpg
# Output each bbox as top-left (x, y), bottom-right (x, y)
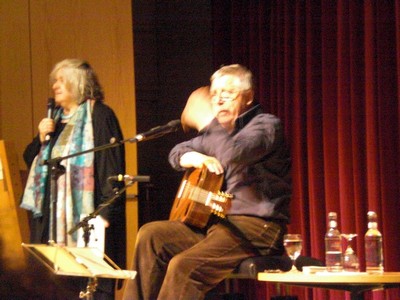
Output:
top-left (365, 211), bottom-right (384, 273)
top-left (325, 212), bottom-right (343, 272)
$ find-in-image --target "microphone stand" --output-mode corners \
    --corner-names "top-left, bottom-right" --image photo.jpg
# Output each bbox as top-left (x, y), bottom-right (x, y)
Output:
top-left (42, 136), bottom-right (144, 300)
top-left (43, 127), bottom-right (176, 245)
top-left (43, 134), bottom-right (145, 244)
top-left (68, 178), bottom-right (134, 242)
top-left (47, 160), bottom-right (65, 245)
top-left (68, 179), bottom-right (135, 300)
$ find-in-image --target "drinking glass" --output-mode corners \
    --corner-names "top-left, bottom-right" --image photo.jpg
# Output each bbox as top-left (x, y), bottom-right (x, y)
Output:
top-left (341, 233), bottom-right (360, 272)
top-left (283, 234), bottom-right (303, 272)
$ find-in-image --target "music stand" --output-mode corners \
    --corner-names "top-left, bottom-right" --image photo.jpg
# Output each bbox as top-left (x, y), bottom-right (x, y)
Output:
top-left (22, 243), bottom-right (136, 299)
top-left (22, 179), bottom-right (141, 299)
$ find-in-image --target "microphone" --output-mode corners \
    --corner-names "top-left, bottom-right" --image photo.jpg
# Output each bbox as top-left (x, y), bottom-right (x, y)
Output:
top-left (107, 174), bottom-right (151, 183)
top-left (132, 119), bottom-right (181, 142)
top-left (45, 97), bottom-right (55, 142)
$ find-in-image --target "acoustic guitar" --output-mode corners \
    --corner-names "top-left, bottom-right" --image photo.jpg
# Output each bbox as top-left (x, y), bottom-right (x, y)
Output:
top-left (169, 166), bottom-right (233, 228)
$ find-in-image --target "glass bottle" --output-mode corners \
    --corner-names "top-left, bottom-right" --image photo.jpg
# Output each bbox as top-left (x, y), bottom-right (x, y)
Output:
top-left (325, 212), bottom-right (343, 272)
top-left (365, 211), bottom-right (384, 273)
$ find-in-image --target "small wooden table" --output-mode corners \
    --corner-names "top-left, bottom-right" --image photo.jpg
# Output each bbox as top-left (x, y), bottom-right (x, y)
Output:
top-left (258, 271), bottom-right (400, 300)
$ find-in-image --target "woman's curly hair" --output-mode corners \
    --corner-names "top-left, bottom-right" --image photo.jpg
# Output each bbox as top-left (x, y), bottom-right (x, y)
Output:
top-left (50, 58), bottom-right (104, 104)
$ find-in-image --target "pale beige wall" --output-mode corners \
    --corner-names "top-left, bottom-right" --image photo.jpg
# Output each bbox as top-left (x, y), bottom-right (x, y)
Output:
top-left (0, 1), bottom-right (137, 295)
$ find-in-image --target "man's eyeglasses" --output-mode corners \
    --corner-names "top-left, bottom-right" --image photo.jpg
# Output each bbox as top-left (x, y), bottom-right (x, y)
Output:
top-left (210, 89), bottom-right (241, 104)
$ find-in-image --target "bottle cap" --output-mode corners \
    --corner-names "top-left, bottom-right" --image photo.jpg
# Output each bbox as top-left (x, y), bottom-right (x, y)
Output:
top-left (367, 211), bottom-right (378, 229)
top-left (367, 211), bottom-right (377, 222)
top-left (327, 212), bottom-right (338, 228)
top-left (328, 212), bottom-right (337, 220)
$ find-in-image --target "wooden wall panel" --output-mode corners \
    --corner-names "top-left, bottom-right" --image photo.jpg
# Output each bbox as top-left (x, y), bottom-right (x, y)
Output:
top-left (0, 0), bottom-right (34, 169)
top-left (0, 1), bottom-right (137, 297)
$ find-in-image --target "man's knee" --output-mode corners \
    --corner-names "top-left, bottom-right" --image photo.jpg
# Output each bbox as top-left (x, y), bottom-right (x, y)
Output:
top-left (167, 253), bottom-right (193, 276)
top-left (137, 221), bottom-right (167, 242)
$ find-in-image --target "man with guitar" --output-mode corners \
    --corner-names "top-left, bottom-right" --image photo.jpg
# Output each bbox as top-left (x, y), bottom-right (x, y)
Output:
top-left (123, 64), bottom-right (292, 300)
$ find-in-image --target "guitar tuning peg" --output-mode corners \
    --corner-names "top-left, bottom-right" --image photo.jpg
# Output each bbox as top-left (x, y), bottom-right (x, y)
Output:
top-left (218, 191), bottom-right (233, 198)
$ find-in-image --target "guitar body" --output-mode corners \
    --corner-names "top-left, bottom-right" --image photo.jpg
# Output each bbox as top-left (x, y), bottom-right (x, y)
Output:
top-left (169, 166), bottom-right (225, 228)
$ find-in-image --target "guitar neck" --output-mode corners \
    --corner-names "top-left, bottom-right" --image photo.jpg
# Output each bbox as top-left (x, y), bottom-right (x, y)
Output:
top-left (184, 181), bottom-right (214, 205)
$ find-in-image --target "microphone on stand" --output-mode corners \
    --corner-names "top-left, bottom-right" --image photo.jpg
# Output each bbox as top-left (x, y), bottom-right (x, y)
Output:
top-left (45, 97), bottom-right (56, 142)
top-left (131, 119), bottom-right (181, 142)
top-left (107, 174), bottom-right (151, 183)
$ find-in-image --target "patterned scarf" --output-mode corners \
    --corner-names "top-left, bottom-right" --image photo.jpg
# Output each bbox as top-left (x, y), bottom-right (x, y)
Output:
top-left (21, 101), bottom-right (95, 246)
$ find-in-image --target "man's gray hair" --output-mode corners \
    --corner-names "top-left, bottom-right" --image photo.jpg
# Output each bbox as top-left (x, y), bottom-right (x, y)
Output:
top-left (210, 64), bottom-right (254, 91)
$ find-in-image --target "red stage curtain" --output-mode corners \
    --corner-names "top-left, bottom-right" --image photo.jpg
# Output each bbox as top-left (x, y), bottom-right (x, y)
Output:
top-left (212, 1), bottom-right (400, 299)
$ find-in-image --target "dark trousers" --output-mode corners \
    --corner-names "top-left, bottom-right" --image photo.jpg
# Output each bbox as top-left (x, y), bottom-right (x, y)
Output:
top-left (123, 215), bottom-right (286, 300)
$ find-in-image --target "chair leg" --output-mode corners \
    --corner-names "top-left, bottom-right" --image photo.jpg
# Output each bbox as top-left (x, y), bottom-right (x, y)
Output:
top-left (224, 278), bottom-right (231, 294)
top-left (222, 278), bottom-right (245, 300)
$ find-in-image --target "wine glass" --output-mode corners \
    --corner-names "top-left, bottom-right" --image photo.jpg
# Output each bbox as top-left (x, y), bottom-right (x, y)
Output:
top-left (283, 234), bottom-right (303, 272)
top-left (341, 233), bottom-right (360, 272)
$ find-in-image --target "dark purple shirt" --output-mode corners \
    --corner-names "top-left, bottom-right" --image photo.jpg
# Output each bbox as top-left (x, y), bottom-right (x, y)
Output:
top-left (169, 105), bottom-right (292, 222)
